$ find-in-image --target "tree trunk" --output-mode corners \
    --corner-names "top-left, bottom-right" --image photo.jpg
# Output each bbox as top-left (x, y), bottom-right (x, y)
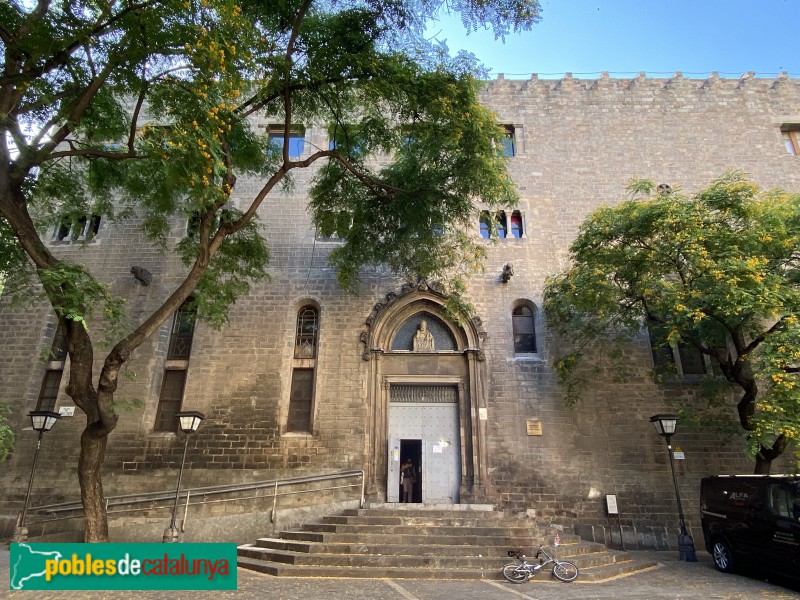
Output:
top-left (78, 425), bottom-right (110, 542)
top-left (752, 434), bottom-right (788, 476)
top-left (733, 377), bottom-right (787, 475)
top-left (754, 455), bottom-right (771, 474)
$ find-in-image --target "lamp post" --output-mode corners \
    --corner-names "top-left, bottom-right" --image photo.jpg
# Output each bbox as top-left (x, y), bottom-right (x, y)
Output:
top-left (163, 411), bottom-right (204, 543)
top-left (650, 414), bottom-right (697, 562)
top-left (13, 410), bottom-right (61, 542)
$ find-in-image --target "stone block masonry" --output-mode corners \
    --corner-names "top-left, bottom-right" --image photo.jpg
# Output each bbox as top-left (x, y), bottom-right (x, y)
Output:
top-left (1, 74), bottom-right (798, 545)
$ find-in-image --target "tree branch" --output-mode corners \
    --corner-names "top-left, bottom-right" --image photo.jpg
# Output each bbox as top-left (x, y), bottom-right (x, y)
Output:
top-left (0, 0), bottom-right (158, 87)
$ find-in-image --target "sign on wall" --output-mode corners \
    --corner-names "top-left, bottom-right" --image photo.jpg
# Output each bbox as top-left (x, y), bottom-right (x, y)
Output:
top-left (526, 419), bottom-right (542, 436)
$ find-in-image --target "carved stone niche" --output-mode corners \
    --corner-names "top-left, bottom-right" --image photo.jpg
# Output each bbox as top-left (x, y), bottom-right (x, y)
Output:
top-left (360, 278), bottom-right (446, 360)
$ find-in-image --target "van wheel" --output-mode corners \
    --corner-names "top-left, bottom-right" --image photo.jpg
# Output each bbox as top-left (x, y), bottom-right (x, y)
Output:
top-left (711, 539), bottom-right (735, 573)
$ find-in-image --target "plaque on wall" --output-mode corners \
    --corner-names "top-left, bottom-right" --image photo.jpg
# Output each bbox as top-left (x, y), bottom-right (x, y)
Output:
top-left (526, 419), bottom-right (542, 436)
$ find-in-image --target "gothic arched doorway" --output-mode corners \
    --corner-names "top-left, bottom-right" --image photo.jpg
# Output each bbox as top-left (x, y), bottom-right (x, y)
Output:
top-left (360, 282), bottom-right (489, 504)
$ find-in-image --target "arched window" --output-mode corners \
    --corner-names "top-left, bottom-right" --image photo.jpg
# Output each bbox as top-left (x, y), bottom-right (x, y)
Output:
top-left (294, 306), bottom-right (319, 358)
top-left (496, 211), bottom-right (507, 239)
top-left (512, 304), bottom-right (537, 354)
top-left (53, 214), bottom-right (102, 242)
top-left (288, 304), bottom-right (319, 432)
top-left (510, 210), bottom-right (524, 238)
top-left (479, 211), bottom-right (491, 239)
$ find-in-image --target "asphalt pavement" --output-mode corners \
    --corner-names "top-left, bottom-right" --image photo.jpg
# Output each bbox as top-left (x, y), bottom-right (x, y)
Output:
top-left (2, 547), bottom-right (799, 599)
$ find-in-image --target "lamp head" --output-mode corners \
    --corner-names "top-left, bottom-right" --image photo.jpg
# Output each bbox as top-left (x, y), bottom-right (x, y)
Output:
top-left (650, 414), bottom-right (679, 437)
top-left (176, 411), bottom-right (205, 433)
top-left (29, 410), bottom-right (61, 433)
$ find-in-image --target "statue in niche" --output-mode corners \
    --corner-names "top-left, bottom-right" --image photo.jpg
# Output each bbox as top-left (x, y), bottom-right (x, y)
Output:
top-left (412, 320), bottom-right (435, 352)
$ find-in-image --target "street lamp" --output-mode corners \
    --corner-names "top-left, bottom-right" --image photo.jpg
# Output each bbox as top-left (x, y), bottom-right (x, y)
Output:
top-left (13, 410), bottom-right (61, 542)
top-left (650, 414), bottom-right (697, 562)
top-left (163, 411), bottom-right (204, 543)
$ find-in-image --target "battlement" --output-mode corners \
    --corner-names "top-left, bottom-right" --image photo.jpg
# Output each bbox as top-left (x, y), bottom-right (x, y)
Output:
top-left (481, 71), bottom-right (799, 99)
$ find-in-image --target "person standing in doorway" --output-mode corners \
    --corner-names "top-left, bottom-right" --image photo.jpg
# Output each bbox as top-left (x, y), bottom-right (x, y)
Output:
top-left (401, 459), bottom-right (416, 503)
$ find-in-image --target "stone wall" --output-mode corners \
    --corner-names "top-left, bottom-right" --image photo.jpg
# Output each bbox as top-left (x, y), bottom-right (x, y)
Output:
top-left (1, 74), bottom-right (799, 546)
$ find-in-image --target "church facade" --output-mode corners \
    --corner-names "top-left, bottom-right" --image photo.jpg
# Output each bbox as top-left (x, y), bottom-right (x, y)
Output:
top-left (2, 72), bottom-right (799, 544)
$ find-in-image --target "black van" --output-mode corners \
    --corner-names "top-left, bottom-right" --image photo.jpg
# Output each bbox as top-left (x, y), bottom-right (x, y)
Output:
top-left (700, 475), bottom-right (800, 578)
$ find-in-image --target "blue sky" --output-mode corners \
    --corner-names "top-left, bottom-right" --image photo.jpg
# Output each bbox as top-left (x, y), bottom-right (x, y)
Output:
top-left (429, 0), bottom-right (799, 79)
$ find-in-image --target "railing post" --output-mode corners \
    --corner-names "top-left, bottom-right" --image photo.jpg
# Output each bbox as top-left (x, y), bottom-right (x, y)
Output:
top-left (360, 470), bottom-right (365, 508)
top-left (270, 480), bottom-right (278, 523)
top-left (181, 490), bottom-right (191, 533)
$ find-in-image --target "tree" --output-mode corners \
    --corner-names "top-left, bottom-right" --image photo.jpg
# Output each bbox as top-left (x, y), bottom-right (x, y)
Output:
top-left (543, 173), bottom-right (800, 474)
top-left (0, 402), bottom-right (13, 462)
top-left (0, 0), bottom-right (539, 541)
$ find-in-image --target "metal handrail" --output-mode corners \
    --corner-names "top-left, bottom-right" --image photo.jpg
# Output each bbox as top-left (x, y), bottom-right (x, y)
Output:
top-left (28, 470), bottom-right (365, 524)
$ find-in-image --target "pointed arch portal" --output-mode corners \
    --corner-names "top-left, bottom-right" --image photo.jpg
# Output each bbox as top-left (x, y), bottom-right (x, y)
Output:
top-left (361, 282), bottom-right (489, 504)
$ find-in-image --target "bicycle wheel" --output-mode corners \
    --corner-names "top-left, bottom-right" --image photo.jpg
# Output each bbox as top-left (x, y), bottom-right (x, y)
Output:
top-left (501, 563), bottom-right (530, 584)
top-left (552, 561), bottom-right (578, 582)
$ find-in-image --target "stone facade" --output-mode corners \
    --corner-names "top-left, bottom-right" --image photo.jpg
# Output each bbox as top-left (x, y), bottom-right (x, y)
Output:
top-left (2, 73), bottom-right (799, 545)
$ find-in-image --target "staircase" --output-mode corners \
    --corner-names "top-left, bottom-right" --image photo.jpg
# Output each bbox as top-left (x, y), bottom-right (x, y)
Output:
top-left (237, 504), bottom-right (656, 581)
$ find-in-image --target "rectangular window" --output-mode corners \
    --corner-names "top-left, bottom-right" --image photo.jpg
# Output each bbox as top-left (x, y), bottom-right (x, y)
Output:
top-left (269, 126), bottom-right (305, 158)
top-left (783, 129), bottom-right (800, 156)
top-left (512, 305), bottom-right (537, 353)
top-left (502, 126), bottom-right (516, 157)
top-left (37, 324), bottom-right (67, 411)
top-left (648, 323), bottom-right (707, 377)
top-left (36, 370), bottom-right (63, 412)
top-left (156, 301), bottom-right (197, 432)
top-left (648, 322), bottom-right (675, 374)
top-left (328, 124), bottom-right (367, 157)
top-left (678, 342), bottom-right (707, 375)
top-left (155, 370), bottom-right (187, 431)
top-left (287, 368), bottom-right (314, 432)
top-left (48, 327), bottom-right (67, 361)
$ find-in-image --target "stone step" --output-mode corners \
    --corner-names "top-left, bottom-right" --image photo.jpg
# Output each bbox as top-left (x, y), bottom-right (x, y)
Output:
top-left (363, 502), bottom-right (496, 510)
top-left (238, 544), bottom-right (626, 570)
top-left (300, 522), bottom-right (554, 537)
top-left (237, 505), bottom-right (658, 581)
top-left (278, 529), bottom-right (558, 546)
top-left (237, 555), bottom-right (498, 579)
top-left (237, 553), bottom-right (649, 582)
top-left (251, 535), bottom-right (588, 554)
top-left (323, 514), bottom-right (516, 527)
top-left (250, 537), bottom-right (567, 557)
top-left (344, 506), bottom-right (496, 518)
